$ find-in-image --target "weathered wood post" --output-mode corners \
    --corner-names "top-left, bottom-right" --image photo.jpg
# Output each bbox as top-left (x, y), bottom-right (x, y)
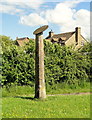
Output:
top-left (33, 25), bottom-right (48, 99)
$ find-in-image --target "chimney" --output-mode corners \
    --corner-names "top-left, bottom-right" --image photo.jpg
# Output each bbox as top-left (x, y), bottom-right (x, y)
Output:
top-left (75, 27), bottom-right (81, 45)
top-left (16, 37), bottom-right (18, 40)
top-left (49, 30), bottom-right (54, 38)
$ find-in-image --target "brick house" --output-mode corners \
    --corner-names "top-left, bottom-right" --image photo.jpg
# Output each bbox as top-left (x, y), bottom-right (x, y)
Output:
top-left (16, 37), bottom-right (29, 47)
top-left (45, 27), bottom-right (88, 49)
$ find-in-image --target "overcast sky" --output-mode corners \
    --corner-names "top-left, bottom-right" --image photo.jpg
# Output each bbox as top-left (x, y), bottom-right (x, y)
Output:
top-left (0, 0), bottom-right (91, 40)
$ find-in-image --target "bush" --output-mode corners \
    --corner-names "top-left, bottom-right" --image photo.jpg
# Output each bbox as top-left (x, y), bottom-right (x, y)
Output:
top-left (1, 36), bottom-right (91, 89)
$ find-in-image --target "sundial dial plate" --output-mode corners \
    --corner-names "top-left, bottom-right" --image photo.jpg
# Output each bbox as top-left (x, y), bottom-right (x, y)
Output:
top-left (33, 25), bottom-right (48, 35)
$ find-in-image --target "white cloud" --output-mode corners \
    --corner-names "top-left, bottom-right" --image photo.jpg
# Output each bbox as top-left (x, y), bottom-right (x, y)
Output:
top-left (44, 0), bottom-right (90, 38)
top-left (74, 9), bottom-right (90, 38)
top-left (74, 9), bottom-right (90, 26)
top-left (0, 0), bottom-right (44, 15)
top-left (20, 13), bottom-right (48, 26)
top-left (0, 4), bottom-right (23, 14)
top-left (45, 3), bottom-right (75, 24)
top-left (62, 0), bottom-right (88, 8)
top-left (0, 0), bottom-right (90, 38)
top-left (0, 0), bottom-right (44, 9)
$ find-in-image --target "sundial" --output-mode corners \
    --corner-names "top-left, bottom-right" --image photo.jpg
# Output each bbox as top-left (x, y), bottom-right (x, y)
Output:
top-left (33, 25), bottom-right (48, 35)
top-left (33, 25), bottom-right (49, 99)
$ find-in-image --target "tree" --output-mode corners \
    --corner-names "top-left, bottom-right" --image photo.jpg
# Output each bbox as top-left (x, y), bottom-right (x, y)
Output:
top-left (1, 36), bottom-right (91, 91)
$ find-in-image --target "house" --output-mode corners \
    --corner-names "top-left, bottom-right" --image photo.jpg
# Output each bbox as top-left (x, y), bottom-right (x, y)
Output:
top-left (45, 27), bottom-right (88, 49)
top-left (16, 37), bottom-right (29, 46)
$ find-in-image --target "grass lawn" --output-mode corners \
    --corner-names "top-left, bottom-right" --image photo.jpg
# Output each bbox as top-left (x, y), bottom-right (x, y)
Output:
top-left (2, 82), bottom-right (90, 97)
top-left (2, 94), bottom-right (90, 118)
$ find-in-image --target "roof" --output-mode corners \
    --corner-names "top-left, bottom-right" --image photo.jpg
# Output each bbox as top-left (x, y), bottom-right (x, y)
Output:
top-left (52, 32), bottom-right (75, 41)
top-left (46, 32), bottom-right (75, 41)
top-left (17, 37), bottom-right (29, 40)
top-left (16, 37), bottom-right (29, 46)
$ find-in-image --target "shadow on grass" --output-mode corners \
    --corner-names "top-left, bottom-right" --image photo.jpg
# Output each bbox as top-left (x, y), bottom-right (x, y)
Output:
top-left (14, 96), bottom-right (35, 100)
top-left (14, 96), bottom-right (48, 101)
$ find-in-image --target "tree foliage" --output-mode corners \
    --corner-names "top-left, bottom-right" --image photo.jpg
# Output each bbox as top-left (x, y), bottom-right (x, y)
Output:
top-left (1, 35), bottom-right (91, 88)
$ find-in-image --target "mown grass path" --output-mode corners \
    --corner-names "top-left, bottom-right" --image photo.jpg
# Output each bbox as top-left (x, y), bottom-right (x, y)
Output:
top-left (47, 92), bottom-right (91, 96)
top-left (2, 94), bottom-right (90, 118)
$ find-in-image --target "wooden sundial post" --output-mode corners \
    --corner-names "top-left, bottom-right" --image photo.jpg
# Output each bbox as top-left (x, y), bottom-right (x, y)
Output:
top-left (33, 25), bottom-right (48, 99)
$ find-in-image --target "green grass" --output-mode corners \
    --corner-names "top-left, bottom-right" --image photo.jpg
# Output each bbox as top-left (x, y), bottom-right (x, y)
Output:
top-left (2, 82), bottom-right (90, 97)
top-left (2, 83), bottom-right (91, 118)
top-left (2, 85), bottom-right (34, 97)
top-left (2, 94), bottom-right (90, 118)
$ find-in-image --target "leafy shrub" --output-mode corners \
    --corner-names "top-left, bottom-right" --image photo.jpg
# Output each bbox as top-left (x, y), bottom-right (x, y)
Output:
top-left (1, 35), bottom-right (91, 89)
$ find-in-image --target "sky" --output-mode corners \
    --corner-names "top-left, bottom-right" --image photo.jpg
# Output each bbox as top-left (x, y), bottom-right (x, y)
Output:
top-left (0, 0), bottom-right (91, 40)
